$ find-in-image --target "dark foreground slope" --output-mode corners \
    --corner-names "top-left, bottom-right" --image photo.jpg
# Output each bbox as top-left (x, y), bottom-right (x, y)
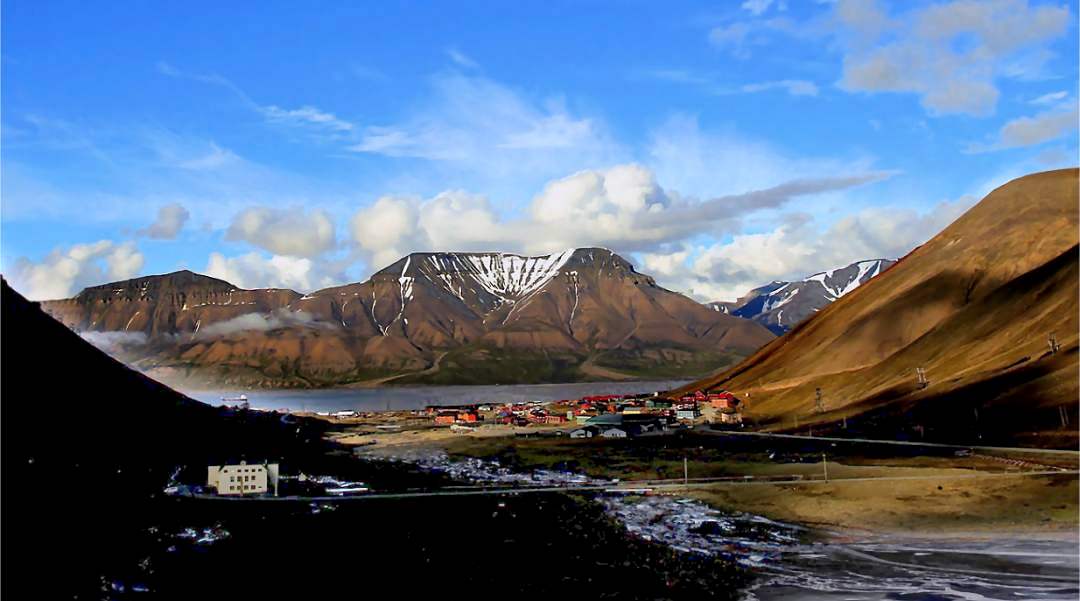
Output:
top-left (1, 280), bottom-right (746, 600)
top-left (676, 169), bottom-right (1080, 447)
top-left (0, 279), bottom-right (335, 596)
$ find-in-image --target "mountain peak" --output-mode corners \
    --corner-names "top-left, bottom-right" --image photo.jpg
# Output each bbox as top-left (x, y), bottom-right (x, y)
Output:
top-left (710, 258), bottom-right (897, 334)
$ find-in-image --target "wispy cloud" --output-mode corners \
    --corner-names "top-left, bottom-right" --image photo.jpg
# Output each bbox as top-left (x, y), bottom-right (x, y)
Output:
top-left (1030, 91), bottom-right (1068, 106)
top-left (156, 61), bottom-right (355, 137)
top-left (638, 69), bottom-right (819, 98)
top-left (345, 73), bottom-right (622, 179)
top-left (740, 79), bottom-right (819, 96)
top-left (446, 47), bottom-right (480, 69)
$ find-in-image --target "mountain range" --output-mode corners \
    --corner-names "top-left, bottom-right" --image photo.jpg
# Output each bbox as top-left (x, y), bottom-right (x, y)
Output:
top-left (709, 259), bottom-right (895, 334)
top-left (676, 168), bottom-right (1079, 447)
top-left (41, 247), bottom-right (775, 388)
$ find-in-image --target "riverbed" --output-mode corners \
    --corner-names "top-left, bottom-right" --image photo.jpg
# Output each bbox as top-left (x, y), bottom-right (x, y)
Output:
top-left (183, 379), bottom-right (690, 412)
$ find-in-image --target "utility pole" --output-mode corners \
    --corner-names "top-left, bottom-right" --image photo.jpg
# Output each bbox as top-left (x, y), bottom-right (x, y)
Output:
top-left (842, 416), bottom-right (848, 430)
top-left (683, 456), bottom-right (689, 488)
top-left (1049, 333), bottom-right (1061, 354)
top-left (822, 452), bottom-right (829, 482)
top-left (1059, 406), bottom-right (1070, 428)
top-left (915, 367), bottom-right (928, 389)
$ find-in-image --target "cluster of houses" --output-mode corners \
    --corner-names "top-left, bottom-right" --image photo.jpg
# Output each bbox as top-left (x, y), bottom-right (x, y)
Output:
top-left (426, 388), bottom-right (744, 438)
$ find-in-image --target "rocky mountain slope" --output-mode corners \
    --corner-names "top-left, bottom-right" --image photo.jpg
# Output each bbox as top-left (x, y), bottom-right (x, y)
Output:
top-left (41, 247), bottom-right (775, 387)
top-left (710, 259), bottom-right (895, 334)
top-left (676, 169), bottom-right (1079, 447)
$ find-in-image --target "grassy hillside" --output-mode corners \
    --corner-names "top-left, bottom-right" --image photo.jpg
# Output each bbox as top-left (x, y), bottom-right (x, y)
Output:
top-left (674, 169), bottom-right (1079, 447)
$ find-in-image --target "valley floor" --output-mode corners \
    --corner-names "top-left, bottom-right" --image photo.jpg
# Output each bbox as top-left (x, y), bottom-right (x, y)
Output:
top-left (323, 414), bottom-right (1080, 539)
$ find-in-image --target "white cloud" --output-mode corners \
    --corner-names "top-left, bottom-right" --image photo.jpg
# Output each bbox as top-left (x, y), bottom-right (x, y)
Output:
top-left (1030, 91), bottom-right (1068, 106)
top-left (226, 207), bottom-right (336, 258)
top-left (9, 240), bottom-right (145, 300)
top-left (741, 79), bottom-right (819, 96)
top-left (967, 104), bottom-right (1079, 152)
top-left (157, 62), bottom-right (354, 136)
top-left (138, 203), bottom-right (190, 240)
top-left (205, 252), bottom-right (341, 291)
top-left (261, 105), bottom-right (354, 133)
top-left (349, 162), bottom-right (893, 271)
top-left (346, 74), bottom-right (618, 178)
top-left (106, 242), bottom-right (145, 280)
top-left (654, 198), bottom-right (974, 302)
top-left (997, 106), bottom-right (1078, 148)
top-left (195, 308), bottom-right (334, 339)
top-left (350, 196), bottom-right (430, 269)
top-left (742, 0), bottom-right (775, 17)
top-left (835, 0), bottom-right (1071, 116)
top-left (446, 47), bottom-right (480, 69)
top-left (708, 23), bottom-right (753, 58)
top-left (647, 114), bottom-right (879, 200)
top-left (80, 331), bottom-right (149, 354)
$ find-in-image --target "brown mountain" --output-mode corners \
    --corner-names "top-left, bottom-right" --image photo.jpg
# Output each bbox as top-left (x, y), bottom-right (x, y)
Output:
top-left (43, 270), bottom-right (301, 337)
top-left (674, 168), bottom-right (1079, 447)
top-left (41, 248), bottom-right (774, 388)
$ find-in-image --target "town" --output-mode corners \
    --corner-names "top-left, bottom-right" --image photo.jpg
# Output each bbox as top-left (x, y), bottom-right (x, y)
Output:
top-left (420, 388), bottom-right (745, 438)
top-left (401, 389), bottom-right (747, 436)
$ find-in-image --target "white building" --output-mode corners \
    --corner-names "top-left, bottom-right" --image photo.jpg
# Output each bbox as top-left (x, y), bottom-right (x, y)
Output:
top-left (207, 461), bottom-right (280, 496)
top-left (601, 427), bottom-right (627, 438)
top-left (676, 408), bottom-right (700, 421)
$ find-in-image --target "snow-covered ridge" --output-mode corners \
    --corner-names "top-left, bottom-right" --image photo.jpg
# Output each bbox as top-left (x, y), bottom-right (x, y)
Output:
top-left (712, 259), bottom-right (894, 334)
top-left (803, 259), bottom-right (887, 299)
top-left (401, 249), bottom-right (578, 302)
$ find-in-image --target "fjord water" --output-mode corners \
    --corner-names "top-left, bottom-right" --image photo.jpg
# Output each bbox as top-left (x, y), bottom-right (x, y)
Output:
top-left (184, 379), bottom-right (691, 412)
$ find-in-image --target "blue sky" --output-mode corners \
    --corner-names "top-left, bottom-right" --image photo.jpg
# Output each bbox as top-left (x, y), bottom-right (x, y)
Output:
top-left (3, 0), bottom-right (1077, 301)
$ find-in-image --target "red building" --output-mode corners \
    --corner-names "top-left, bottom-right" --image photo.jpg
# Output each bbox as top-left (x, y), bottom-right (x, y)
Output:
top-left (708, 391), bottom-right (738, 410)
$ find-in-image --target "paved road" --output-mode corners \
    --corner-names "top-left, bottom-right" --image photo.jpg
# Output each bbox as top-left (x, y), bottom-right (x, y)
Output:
top-left (699, 428), bottom-right (1080, 456)
top-left (189, 469), bottom-right (1077, 502)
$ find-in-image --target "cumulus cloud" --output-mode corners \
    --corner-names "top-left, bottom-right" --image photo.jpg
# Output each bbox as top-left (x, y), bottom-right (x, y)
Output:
top-left (647, 198), bottom-right (975, 302)
top-left (9, 240), bottom-right (145, 300)
top-left (226, 207), bottom-right (336, 258)
top-left (195, 308), bottom-right (334, 339)
top-left (349, 162), bottom-right (893, 270)
top-left (205, 251), bottom-right (342, 291)
top-left (138, 203), bottom-right (190, 239)
top-left (835, 0), bottom-right (1071, 116)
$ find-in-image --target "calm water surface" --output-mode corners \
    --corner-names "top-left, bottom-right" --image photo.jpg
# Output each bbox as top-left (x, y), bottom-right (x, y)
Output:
top-left (184, 380), bottom-right (690, 412)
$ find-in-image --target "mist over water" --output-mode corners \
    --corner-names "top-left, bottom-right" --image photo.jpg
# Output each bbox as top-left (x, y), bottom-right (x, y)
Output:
top-left (184, 380), bottom-right (691, 412)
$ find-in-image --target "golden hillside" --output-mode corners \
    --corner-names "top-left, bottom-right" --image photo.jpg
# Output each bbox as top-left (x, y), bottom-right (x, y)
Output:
top-left (677, 168), bottom-right (1079, 446)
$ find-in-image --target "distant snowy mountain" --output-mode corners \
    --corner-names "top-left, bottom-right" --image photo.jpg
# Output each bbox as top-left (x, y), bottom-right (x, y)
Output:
top-left (709, 259), bottom-right (895, 334)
